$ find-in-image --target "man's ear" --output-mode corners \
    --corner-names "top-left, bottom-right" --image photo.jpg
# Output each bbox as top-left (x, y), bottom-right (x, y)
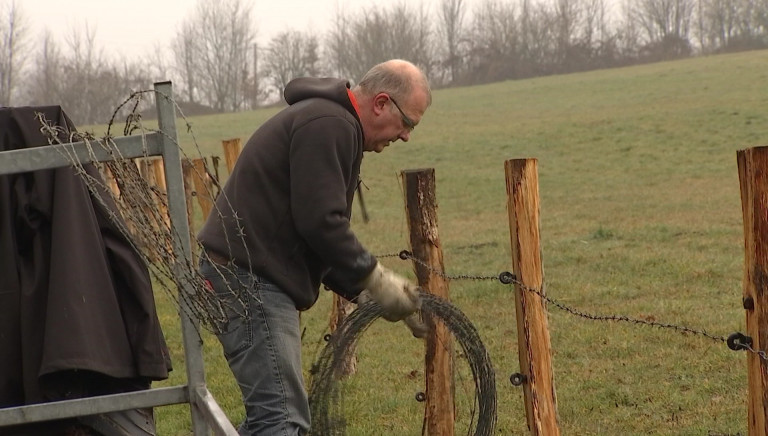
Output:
top-left (372, 93), bottom-right (389, 115)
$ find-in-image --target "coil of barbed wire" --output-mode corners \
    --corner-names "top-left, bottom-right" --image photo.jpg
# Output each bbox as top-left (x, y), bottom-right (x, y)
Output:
top-left (307, 292), bottom-right (497, 436)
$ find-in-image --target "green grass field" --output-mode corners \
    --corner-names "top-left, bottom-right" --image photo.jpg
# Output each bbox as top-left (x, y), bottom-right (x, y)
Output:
top-left (136, 49), bottom-right (768, 435)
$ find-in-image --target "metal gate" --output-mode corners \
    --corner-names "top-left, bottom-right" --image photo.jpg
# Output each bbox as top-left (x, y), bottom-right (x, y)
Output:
top-left (0, 82), bottom-right (237, 435)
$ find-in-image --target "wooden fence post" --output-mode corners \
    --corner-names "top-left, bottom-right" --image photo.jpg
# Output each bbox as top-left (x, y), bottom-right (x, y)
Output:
top-left (150, 158), bottom-right (166, 192)
top-left (191, 157), bottom-right (215, 221)
top-left (150, 158), bottom-right (170, 225)
top-left (401, 168), bottom-right (455, 436)
top-left (737, 145), bottom-right (768, 436)
top-left (150, 158), bottom-right (172, 261)
top-left (329, 296), bottom-right (357, 376)
top-left (222, 138), bottom-right (242, 174)
top-left (504, 158), bottom-right (560, 435)
top-left (182, 159), bottom-right (199, 264)
top-left (210, 155), bottom-right (222, 189)
top-left (134, 158), bottom-right (160, 260)
top-left (104, 165), bottom-right (120, 198)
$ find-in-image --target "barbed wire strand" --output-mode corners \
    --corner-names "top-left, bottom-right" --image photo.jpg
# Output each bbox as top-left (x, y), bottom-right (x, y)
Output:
top-left (384, 249), bottom-right (763, 360)
top-left (308, 292), bottom-right (497, 436)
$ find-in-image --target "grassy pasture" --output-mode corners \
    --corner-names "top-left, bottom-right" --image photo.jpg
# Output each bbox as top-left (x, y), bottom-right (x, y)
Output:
top-left (130, 49), bottom-right (768, 435)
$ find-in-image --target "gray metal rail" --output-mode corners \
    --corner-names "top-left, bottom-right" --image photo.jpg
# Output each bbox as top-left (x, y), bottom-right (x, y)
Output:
top-left (0, 82), bottom-right (237, 436)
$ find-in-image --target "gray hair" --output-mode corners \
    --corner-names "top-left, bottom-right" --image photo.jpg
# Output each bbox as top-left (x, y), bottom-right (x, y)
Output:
top-left (357, 60), bottom-right (432, 107)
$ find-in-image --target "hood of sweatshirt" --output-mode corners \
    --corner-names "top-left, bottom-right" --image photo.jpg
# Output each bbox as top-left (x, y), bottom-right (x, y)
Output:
top-left (283, 77), bottom-right (359, 122)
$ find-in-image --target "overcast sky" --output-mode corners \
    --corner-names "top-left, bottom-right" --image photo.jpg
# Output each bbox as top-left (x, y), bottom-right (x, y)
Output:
top-left (21, 0), bottom-right (627, 61)
top-left (22, 0), bottom-right (426, 58)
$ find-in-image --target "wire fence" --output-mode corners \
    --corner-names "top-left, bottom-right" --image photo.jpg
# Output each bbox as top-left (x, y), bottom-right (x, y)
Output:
top-left (378, 250), bottom-right (760, 359)
top-left (42, 88), bottom-right (757, 361)
top-left (308, 292), bottom-right (497, 436)
top-left (32, 89), bottom-right (760, 434)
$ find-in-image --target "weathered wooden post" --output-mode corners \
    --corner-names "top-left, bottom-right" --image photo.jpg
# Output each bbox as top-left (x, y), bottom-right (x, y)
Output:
top-left (182, 159), bottom-right (199, 264)
top-left (134, 158), bottom-right (161, 259)
top-left (737, 146), bottom-right (768, 436)
top-left (192, 157), bottom-right (215, 221)
top-left (210, 156), bottom-right (222, 192)
top-left (150, 158), bottom-right (166, 191)
top-left (401, 168), bottom-right (455, 436)
top-left (104, 165), bottom-right (120, 197)
top-left (328, 296), bottom-right (358, 376)
top-left (222, 138), bottom-right (242, 174)
top-left (150, 158), bottom-right (170, 221)
top-left (150, 158), bottom-right (172, 261)
top-left (504, 158), bottom-right (560, 435)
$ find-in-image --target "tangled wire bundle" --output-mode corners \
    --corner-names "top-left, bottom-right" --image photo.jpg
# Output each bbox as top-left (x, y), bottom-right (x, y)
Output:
top-left (308, 292), bottom-right (497, 436)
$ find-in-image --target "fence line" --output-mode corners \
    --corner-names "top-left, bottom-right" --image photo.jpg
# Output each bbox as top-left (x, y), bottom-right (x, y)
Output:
top-left (123, 126), bottom-right (760, 434)
top-left (382, 249), bottom-right (755, 355)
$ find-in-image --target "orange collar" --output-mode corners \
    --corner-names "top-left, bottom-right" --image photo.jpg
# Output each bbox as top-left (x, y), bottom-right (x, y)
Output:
top-left (347, 89), bottom-right (361, 118)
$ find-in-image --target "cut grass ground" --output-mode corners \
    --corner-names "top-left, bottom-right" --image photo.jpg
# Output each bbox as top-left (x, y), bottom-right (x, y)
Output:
top-left (110, 49), bottom-right (768, 435)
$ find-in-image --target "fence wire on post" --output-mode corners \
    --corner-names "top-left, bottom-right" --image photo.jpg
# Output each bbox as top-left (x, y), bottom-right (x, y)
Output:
top-left (737, 145), bottom-right (768, 436)
top-left (401, 168), bottom-right (455, 436)
top-left (504, 158), bottom-right (560, 436)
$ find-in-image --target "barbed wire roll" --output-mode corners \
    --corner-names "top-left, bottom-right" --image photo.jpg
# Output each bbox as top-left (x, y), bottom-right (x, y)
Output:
top-left (308, 292), bottom-right (497, 436)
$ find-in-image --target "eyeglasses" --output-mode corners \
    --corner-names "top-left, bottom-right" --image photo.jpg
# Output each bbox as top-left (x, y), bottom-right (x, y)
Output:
top-left (388, 95), bottom-right (416, 132)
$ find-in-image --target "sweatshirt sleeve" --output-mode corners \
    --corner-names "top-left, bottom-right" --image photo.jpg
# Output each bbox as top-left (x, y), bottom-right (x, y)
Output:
top-left (289, 114), bottom-right (376, 295)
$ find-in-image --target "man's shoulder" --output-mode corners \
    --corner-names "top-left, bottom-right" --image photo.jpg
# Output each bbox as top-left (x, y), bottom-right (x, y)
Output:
top-left (289, 98), bottom-right (359, 129)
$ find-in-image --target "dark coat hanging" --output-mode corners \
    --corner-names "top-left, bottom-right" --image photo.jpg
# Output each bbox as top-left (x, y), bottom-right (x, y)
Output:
top-left (0, 106), bottom-right (172, 433)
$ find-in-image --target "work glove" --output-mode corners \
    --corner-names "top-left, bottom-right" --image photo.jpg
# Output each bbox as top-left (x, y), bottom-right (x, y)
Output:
top-left (358, 263), bottom-right (428, 338)
top-left (357, 289), bottom-right (429, 338)
top-left (402, 312), bottom-right (429, 339)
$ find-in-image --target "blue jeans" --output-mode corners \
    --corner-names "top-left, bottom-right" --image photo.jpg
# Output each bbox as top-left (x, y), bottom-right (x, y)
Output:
top-left (199, 257), bottom-right (310, 436)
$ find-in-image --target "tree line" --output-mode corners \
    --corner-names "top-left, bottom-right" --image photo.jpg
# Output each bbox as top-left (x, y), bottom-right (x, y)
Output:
top-left (1, 0), bottom-right (767, 125)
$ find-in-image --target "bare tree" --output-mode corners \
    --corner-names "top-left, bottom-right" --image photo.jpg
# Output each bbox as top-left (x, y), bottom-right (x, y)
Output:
top-left (58, 24), bottom-right (111, 123)
top-left (0, 0), bottom-right (28, 106)
top-left (326, 3), bottom-right (434, 83)
top-left (697, 0), bottom-right (768, 51)
top-left (115, 56), bottom-right (163, 115)
top-left (616, 0), bottom-right (643, 59)
top-left (262, 30), bottom-right (320, 97)
top-left (554, 0), bottom-right (583, 70)
top-left (171, 0), bottom-right (257, 112)
top-left (437, 0), bottom-right (468, 85)
top-left (519, 0), bottom-right (558, 75)
top-left (325, 8), bottom-right (349, 78)
top-left (25, 30), bottom-right (61, 107)
top-left (171, 21), bottom-right (199, 104)
top-left (553, 0), bottom-right (617, 71)
top-left (582, 0), bottom-right (620, 67)
top-left (144, 42), bottom-right (173, 85)
top-left (25, 24), bottom-right (129, 124)
top-left (466, 0), bottom-right (522, 82)
top-left (633, 0), bottom-right (696, 58)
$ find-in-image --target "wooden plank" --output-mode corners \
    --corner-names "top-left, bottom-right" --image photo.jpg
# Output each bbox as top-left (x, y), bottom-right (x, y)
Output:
top-left (504, 158), bottom-right (560, 435)
top-left (222, 138), bottom-right (242, 174)
top-left (401, 168), bottom-right (454, 436)
top-left (736, 146), bottom-right (768, 436)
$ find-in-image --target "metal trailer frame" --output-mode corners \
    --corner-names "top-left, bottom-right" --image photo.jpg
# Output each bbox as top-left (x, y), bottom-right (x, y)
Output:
top-left (0, 82), bottom-right (237, 436)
